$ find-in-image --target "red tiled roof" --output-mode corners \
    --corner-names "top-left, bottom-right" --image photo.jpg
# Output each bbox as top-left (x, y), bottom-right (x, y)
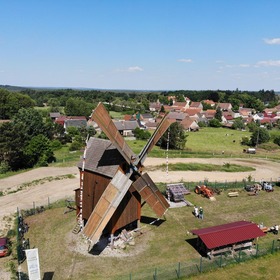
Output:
top-left (191, 221), bottom-right (265, 249)
top-left (184, 108), bottom-right (202, 115)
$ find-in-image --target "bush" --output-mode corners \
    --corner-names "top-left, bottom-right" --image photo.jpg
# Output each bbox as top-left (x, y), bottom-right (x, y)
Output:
top-left (273, 136), bottom-right (280, 146)
top-left (209, 118), bottom-right (222, 127)
top-left (0, 161), bottom-right (10, 174)
top-left (241, 136), bottom-right (251, 146)
top-left (50, 139), bottom-right (62, 150)
top-left (69, 141), bottom-right (83, 151)
top-left (134, 127), bottom-right (151, 140)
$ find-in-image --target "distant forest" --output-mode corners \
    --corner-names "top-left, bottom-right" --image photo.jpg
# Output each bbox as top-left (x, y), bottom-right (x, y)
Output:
top-left (0, 85), bottom-right (279, 119)
top-left (1, 85), bottom-right (278, 103)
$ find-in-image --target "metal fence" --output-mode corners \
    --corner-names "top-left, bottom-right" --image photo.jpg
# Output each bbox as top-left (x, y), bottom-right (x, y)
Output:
top-left (114, 240), bottom-right (280, 280)
top-left (182, 179), bottom-right (280, 192)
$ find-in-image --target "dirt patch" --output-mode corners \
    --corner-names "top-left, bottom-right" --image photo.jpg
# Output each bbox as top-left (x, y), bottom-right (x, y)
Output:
top-left (66, 226), bottom-right (154, 258)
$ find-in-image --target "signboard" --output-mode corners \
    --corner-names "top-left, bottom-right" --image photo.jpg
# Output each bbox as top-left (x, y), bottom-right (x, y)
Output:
top-left (25, 248), bottom-right (41, 280)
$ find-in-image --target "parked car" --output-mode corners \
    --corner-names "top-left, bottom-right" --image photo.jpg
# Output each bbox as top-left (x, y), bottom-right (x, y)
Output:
top-left (0, 237), bottom-right (9, 257)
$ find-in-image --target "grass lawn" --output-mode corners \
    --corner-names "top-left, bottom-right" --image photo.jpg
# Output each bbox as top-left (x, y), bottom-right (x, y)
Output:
top-left (18, 186), bottom-right (280, 280)
top-left (126, 127), bottom-right (280, 160)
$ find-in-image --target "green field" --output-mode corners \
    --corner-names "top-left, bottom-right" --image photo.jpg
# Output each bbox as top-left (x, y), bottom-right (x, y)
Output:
top-left (3, 127), bottom-right (280, 279)
top-left (16, 186), bottom-right (280, 280)
top-left (127, 127), bottom-right (280, 159)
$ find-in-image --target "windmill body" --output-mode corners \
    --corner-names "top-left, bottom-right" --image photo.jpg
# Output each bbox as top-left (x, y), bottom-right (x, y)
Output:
top-left (75, 103), bottom-right (171, 246)
top-left (76, 138), bottom-right (141, 236)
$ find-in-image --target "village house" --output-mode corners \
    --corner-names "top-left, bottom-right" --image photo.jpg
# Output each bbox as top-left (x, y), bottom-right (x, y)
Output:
top-left (149, 101), bottom-right (162, 112)
top-left (113, 120), bottom-right (139, 136)
top-left (55, 116), bottom-right (87, 129)
top-left (181, 117), bottom-right (199, 131)
top-left (189, 101), bottom-right (203, 109)
top-left (217, 102), bottom-right (232, 111)
top-left (64, 118), bottom-right (87, 130)
top-left (239, 108), bottom-right (253, 120)
top-left (49, 112), bottom-right (61, 121)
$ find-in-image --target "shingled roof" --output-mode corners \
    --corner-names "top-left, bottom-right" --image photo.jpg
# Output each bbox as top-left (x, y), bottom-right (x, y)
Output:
top-left (77, 137), bottom-right (126, 178)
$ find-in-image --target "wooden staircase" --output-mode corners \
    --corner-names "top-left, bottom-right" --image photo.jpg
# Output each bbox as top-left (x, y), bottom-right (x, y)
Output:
top-left (72, 223), bottom-right (81, 234)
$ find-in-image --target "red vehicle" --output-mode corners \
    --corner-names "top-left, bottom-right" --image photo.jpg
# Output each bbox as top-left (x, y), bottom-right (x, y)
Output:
top-left (0, 237), bottom-right (9, 257)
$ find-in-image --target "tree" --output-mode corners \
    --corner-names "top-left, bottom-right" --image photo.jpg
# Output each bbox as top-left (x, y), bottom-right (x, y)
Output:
top-left (66, 126), bottom-right (79, 138)
top-left (201, 101), bottom-right (212, 110)
top-left (24, 134), bottom-right (55, 167)
top-left (232, 118), bottom-right (245, 130)
top-left (250, 128), bottom-right (270, 146)
top-left (214, 107), bottom-right (222, 122)
top-left (247, 121), bottom-right (259, 132)
top-left (0, 122), bottom-right (28, 170)
top-left (0, 89), bottom-right (35, 119)
top-left (176, 94), bottom-right (185, 102)
top-left (158, 122), bottom-right (187, 150)
top-left (274, 136), bottom-right (280, 146)
top-left (209, 118), bottom-right (222, 127)
top-left (133, 127), bottom-right (151, 140)
top-left (64, 98), bottom-right (92, 116)
top-left (13, 108), bottom-right (47, 142)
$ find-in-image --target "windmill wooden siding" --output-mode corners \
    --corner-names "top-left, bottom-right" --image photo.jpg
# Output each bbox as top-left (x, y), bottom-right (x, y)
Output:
top-left (83, 170), bottom-right (134, 243)
top-left (76, 103), bottom-right (171, 247)
top-left (76, 138), bottom-right (142, 236)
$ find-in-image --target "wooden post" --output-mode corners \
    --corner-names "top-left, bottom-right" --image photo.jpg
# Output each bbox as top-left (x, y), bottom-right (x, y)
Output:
top-left (153, 268), bottom-right (157, 280)
top-left (110, 233), bottom-right (114, 249)
top-left (176, 262), bottom-right (181, 278)
top-left (271, 240), bottom-right (275, 254)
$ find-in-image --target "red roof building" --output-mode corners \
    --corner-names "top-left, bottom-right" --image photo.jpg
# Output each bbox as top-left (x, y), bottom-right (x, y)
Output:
top-left (192, 221), bottom-right (265, 257)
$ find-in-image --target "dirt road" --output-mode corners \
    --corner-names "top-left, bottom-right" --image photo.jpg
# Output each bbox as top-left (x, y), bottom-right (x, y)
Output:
top-left (0, 158), bottom-right (279, 235)
top-left (145, 157), bottom-right (280, 183)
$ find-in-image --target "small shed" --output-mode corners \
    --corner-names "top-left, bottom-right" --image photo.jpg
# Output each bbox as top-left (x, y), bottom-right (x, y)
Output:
top-left (191, 221), bottom-right (265, 258)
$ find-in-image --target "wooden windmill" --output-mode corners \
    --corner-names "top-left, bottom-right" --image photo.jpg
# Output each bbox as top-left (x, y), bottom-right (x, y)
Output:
top-left (75, 102), bottom-right (171, 247)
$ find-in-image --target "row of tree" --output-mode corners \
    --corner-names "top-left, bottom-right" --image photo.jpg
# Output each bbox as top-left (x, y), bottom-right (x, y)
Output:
top-left (1, 87), bottom-right (279, 120)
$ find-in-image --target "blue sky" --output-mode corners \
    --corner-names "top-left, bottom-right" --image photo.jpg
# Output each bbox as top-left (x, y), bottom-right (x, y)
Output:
top-left (1, 0), bottom-right (280, 91)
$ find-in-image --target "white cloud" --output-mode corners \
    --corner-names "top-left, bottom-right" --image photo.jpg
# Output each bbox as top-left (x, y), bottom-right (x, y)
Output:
top-left (225, 64), bottom-right (250, 68)
top-left (178, 58), bottom-right (192, 63)
top-left (256, 60), bottom-right (280, 67)
top-left (127, 66), bottom-right (143, 72)
top-left (263, 38), bottom-right (280, 45)
top-left (239, 64), bottom-right (250, 68)
top-left (115, 66), bottom-right (144, 73)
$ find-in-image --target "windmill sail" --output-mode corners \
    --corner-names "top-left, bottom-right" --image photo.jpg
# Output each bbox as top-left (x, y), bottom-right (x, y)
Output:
top-left (132, 173), bottom-right (169, 217)
top-left (137, 113), bottom-right (170, 165)
top-left (91, 102), bottom-right (136, 165)
top-left (83, 170), bottom-right (132, 244)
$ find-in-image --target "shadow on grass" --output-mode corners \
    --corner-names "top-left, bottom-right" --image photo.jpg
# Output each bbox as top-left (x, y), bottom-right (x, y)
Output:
top-left (140, 216), bottom-right (166, 226)
top-left (186, 237), bottom-right (207, 257)
top-left (43, 272), bottom-right (55, 280)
